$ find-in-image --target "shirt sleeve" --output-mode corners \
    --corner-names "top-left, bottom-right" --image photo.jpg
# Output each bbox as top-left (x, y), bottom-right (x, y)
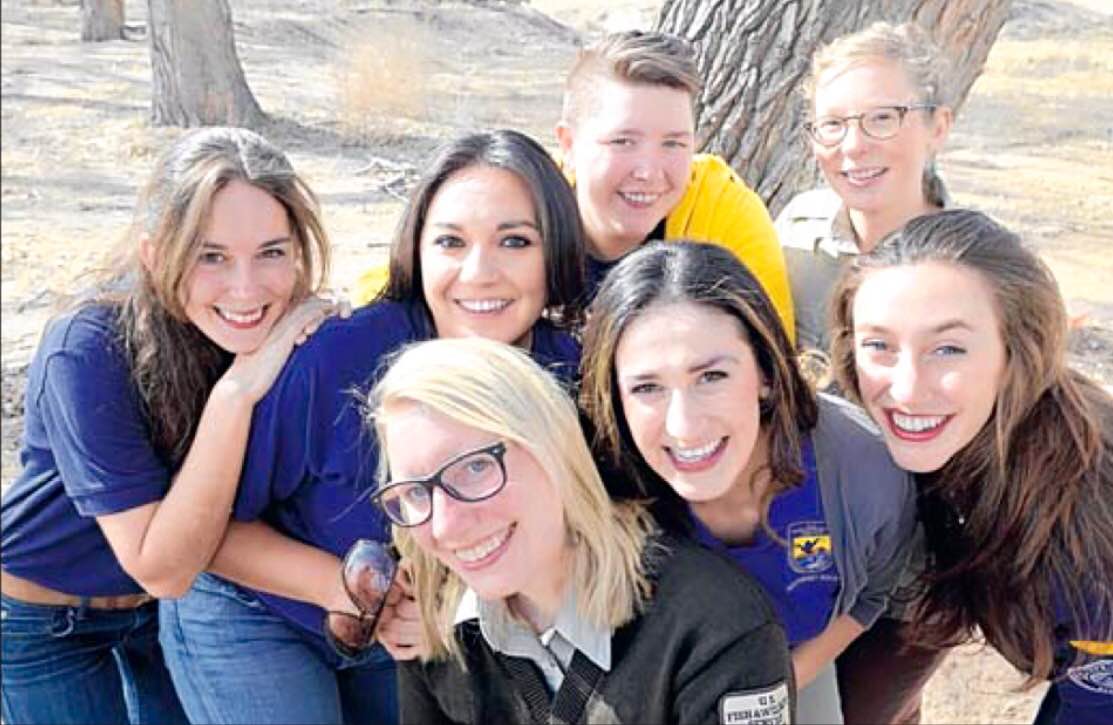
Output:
top-left (37, 346), bottom-right (170, 516)
top-left (673, 620), bottom-right (794, 725)
top-left (398, 660), bottom-right (455, 725)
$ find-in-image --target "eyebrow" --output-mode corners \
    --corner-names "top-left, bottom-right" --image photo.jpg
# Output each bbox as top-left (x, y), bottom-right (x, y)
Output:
top-left (857, 319), bottom-right (975, 335)
top-left (427, 220), bottom-right (539, 231)
top-left (620, 354), bottom-right (739, 382)
top-left (200, 237), bottom-right (291, 250)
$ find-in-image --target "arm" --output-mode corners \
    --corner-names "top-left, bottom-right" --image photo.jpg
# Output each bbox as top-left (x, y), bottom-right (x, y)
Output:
top-left (674, 620), bottom-right (794, 725)
top-left (791, 614), bottom-right (866, 688)
top-left (95, 298), bottom-right (335, 598)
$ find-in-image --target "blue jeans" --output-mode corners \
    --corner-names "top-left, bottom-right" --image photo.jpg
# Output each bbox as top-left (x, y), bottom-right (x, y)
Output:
top-left (160, 573), bottom-right (397, 725)
top-left (0, 593), bottom-right (188, 725)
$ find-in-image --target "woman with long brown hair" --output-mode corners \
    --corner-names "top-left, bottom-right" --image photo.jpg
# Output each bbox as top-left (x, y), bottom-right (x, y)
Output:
top-left (830, 209), bottom-right (1113, 724)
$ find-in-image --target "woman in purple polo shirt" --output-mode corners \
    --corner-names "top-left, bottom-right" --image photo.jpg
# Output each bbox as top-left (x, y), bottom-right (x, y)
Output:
top-left (0, 127), bottom-right (334, 724)
top-left (581, 240), bottom-right (917, 724)
top-left (157, 129), bottom-right (587, 725)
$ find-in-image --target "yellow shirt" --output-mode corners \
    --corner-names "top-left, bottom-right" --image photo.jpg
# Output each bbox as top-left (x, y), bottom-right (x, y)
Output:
top-left (350, 154), bottom-right (794, 341)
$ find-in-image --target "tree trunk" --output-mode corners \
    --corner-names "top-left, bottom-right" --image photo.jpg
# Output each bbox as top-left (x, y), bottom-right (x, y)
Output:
top-left (657, 0), bottom-right (1013, 216)
top-left (80, 0), bottom-right (123, 42)
top-left (147, 0), bottom-right (265, 128)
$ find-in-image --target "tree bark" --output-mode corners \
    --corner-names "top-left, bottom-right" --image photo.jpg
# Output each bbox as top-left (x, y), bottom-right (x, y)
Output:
top-left (147, 0), bottom-right (265, 128)
top-left (80, 0), bottom-right (124, 42)
top-left (657, 0), bottom-right (1013, 216)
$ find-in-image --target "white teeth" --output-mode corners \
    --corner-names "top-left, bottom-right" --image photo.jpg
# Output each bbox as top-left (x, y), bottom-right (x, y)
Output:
top-left (217, 307), bottom-right (265, 324)
top-left (843, 168), bottom-right (885, 182)
top-left (892, 413), bottom-right (946, 433)
top-left (456, 528), bottom-right (511, 563)
top-left (620, 191), bottom-right (661, 205)
top-left (457, 299), bottom-right (511, 313)
top-left (670, 439), bottom-right (722, 463)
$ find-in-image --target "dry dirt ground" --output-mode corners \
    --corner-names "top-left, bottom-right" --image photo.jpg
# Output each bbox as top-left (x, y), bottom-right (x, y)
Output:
top-left (2, 0), bottom-right (1111, 722)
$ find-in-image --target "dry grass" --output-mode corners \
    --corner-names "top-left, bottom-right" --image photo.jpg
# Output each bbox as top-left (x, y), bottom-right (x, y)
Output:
top-left (332, 17), bottom-right (430, 142)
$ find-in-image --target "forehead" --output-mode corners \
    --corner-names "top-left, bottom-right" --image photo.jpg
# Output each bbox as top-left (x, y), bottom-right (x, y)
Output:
top-left (381, 402), bottom-right (495, 478)
top-left (574, 76), bottom-right (694, 133)
top-left (616, 301), bottom-right (754, 369)
top-left (426, 165), bottom-right (535, 219)
top-left (202, 179), bottom-right (289, 244)
top-left (852, 261), bottom-right (1001, 337)
top-left (813, 58), bottom-right (918, 112)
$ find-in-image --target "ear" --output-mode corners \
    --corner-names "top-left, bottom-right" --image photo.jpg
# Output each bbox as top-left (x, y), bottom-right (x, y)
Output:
top-left (930, 105), bottom-right (954, 152)
top-left (555, 120), bottom-right (575, 170)
top-left (138, 236), bottom-right (156, 273)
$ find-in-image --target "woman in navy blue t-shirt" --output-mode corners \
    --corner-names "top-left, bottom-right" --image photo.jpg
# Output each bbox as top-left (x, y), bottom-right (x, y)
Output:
top-left (831, 209), bottom-right (1113, 724)
top-left (157, 129), bottom-right (588, 725)
top-left (0, 127), bottom-right (335, 724)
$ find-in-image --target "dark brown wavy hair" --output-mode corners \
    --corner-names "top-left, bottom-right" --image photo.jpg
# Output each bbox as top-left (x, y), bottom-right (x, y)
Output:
top-left (580, 240), bottom-right (818, 534)
top-left (830, 209), bottom-right (1113, 685)
top-left (82, 127), bottom-right (331, 466)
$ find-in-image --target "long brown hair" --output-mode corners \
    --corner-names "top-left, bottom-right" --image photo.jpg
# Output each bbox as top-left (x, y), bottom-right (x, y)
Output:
top-left (85, 127), bottom-right (330, 466)
top-left (831, 209), bottom-right (1113, 685)
top-left (581, 240), bottom-right (818, 534)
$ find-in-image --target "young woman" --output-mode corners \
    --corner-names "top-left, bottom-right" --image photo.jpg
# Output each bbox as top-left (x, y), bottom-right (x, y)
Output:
top-left (580, 240), bottom-right (917, 724)
top-left (371, 337), bottom-right (794, 724)
top-left (776, 21), bottom-right (953, 354)
top-left (830, 209), bottom-right (1113, 725)
top-left (0, 127), bottom-right (334, 725)
top-left (158, 129), bottom-right (587, 724)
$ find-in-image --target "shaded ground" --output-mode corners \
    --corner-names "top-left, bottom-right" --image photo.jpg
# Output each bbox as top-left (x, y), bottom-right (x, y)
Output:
top-left (2, 1), bottom-right (1111, 722)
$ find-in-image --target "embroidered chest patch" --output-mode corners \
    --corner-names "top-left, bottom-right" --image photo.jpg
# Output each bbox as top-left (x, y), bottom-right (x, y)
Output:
top-left (787, 521), bottom-right (834, 574)
top-left (719, 681), bottom-right (790, 725)
top-left (1067, 658), bottom-right (1113, 694)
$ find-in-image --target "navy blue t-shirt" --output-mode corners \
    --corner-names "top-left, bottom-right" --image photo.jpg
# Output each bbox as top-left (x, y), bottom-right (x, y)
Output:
top-left (1, 305), bottom-right (171, 596)
top-left (1048, 584), bottom-right (1113, 723)
top-left (230, 299), bottom-right (582, 641)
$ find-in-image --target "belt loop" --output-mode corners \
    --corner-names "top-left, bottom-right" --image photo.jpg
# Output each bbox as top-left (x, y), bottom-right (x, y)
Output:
top-left (75, 598), bottom-right (91, 621)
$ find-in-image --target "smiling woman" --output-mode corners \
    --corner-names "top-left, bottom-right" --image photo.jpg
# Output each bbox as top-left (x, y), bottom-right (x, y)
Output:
top-left (0, 127), bottom-right (334, 725)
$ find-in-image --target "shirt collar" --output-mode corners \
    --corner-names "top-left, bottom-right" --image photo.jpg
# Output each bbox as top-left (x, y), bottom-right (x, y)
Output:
top-left (453, 587), bottom-right (612, 672)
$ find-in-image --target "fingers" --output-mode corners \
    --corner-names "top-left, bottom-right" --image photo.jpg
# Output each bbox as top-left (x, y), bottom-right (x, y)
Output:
top-left (376, 593), bottom-right (427, 661)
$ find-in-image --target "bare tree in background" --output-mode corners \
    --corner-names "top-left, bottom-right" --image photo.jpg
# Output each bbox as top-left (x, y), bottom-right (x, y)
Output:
top-left (81, 0), bottom-right (123, 41)
top-left (657, 0), bottom-right (1013, 215)
top-left (147, 0), bottom-right (265, 128)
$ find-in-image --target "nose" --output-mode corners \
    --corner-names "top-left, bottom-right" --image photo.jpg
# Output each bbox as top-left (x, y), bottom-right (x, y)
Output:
top-left (429, 487), bottom-right (472, 543)
top-left (840, 121), bottom-right (869, 155)
top-left (225, 259), bottom-right (260, 299)
top-left (629, 149), bottom-right (660, 182)
top-left (888, 354), bottom-right (925, 405)
top-left (664, 389), bottom-right (702, 442)
top-left (458, 244), bottom-right (497, 284)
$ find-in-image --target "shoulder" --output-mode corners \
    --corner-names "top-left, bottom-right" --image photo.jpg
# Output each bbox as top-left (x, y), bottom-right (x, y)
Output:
top-left (284, 300), bottom-right (425, 377)
top-left (688, 153), bottom-right (758, 201)
top-left (777, 188), bottom-right (842, 223)
top-left (647, 535), bottom-right (778, 628)
top-left (529, 320), bottom-right (582, 382)
top-left (813, 394), bottom-right (914, 506)
top-left (41, 304), bottom-right (122, 357)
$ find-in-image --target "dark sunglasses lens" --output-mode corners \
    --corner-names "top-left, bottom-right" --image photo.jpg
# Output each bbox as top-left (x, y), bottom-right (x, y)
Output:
top-left (343, 541), bottom-right (398, 614)
top-left (325, 611), bottom-right (373, 656)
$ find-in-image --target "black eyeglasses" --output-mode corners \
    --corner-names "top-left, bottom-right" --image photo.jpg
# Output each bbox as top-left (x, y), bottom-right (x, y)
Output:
top-left (372, 441), bottom-right (508, 527)
top-left (805, 104), bottom-right (937, 146)
top-left (323, 539), bottom-right (399, 658)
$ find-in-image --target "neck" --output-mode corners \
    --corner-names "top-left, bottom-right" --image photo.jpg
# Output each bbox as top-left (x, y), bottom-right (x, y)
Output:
top-left (848, 198), bottom-right (937, 253)
top-left (689, 429), bottom-right (773, 544)
top-left (588, 234), bottom-right (639, 262)
top-left (508, 544), bottom-right (572, 633)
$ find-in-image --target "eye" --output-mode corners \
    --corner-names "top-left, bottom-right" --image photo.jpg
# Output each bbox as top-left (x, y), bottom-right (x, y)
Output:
top-left (816, 117), bottom-right (844, 133)
top-left (608, 137), bottom-right (635, 147)
top-left (867, 108), bottom-right (900, 123)
top-left (259, 246), bottom-right (288, 260)
top-left (198, 251), bottom-right (226, 265)
top-left (432, 235), bottom-right (465, 249)
top-left (858, 338), bottom-right (889, 353)
top-left (697, 370), bottom-right (727, 384)
top-left (932, 344), bottom-right (966, 357)
top-left (663, 139), bottom-right (689, 149)
top-left (401, 485), bottom-right (431, 506)
top-left (500, 235), bottom-right (533, 249)
top-left (628, 381), bottom-right (663, 396)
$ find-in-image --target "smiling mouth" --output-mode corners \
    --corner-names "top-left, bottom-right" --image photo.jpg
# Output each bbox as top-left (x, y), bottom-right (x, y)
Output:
top-left (618, 191), bottom-right (663, 207)
top-left (454, 525), bottom-right (514, 567)
top-left (215, 305), bottom-right (268, 329)
top-left (841, 167), bottom-right (886, 186)
top-left (887, 411), bottom-right (951, 441)
top-left (456, 299), bottom-right (512, 314)
top-left (665, 437), bottom-right (727, 472)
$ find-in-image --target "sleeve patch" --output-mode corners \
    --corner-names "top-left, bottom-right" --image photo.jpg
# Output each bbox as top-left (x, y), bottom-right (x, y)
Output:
top-left (1067, 659), bottom-right (1113, 695)
top-left (719, 682), bottom-right (790, 725)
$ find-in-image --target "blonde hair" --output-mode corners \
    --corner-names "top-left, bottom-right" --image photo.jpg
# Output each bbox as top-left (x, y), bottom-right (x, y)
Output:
top-left (369, 338), bottom-right (656, 662)
top-left (804, 21), bottom-right (952, 207)
top-left (561, 30), bottom-right (700, 125)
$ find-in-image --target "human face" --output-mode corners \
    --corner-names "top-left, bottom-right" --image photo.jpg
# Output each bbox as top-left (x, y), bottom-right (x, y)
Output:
top-left (382, 403), bottom-right (568, 612)
top-left (420, 165), bottom-right (547, 346)
top-left (852, 261), bottom-right (1007, 473)
top-left (811, 59), bottom-right (950, 225)
top-left (557, 77), bottom-right (694, 259)
top-left (181, 179), bottom-right (298, 354)
top-left (615, 301), bottom-right (767, 505)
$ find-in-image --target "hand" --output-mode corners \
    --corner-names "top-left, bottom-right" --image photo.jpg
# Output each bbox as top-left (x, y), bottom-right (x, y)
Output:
top-left (218, 295), bottom-right (340, 404)
top-left (375, 562), bottom-right (428, 661)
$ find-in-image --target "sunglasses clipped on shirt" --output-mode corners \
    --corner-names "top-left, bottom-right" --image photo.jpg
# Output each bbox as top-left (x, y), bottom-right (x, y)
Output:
top-left (323, 539), bottom-right (399, 658)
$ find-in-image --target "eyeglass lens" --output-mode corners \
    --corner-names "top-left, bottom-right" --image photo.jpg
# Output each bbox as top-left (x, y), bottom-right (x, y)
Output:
top-left (379, 449), bottom-right (505, 526)
top-left (324, 539), bottom-right (398, 656)
top-left (812, 107), bottom-right (906, 145)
